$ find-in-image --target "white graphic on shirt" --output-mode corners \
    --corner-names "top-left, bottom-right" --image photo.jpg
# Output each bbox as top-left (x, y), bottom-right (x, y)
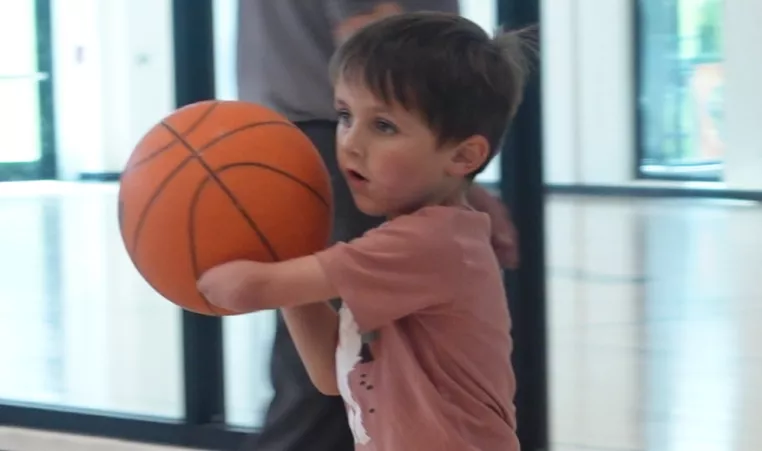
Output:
top-left (336, 305), bottom-right (371, 445)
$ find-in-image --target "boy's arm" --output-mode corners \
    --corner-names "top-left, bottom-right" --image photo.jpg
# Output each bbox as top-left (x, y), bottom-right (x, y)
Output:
top-left (281, 304), bottom-right (340, 395)
top-left (197, 257), bottom-right (340, 395)
top-left (198, 256), bottom-right (338, 312)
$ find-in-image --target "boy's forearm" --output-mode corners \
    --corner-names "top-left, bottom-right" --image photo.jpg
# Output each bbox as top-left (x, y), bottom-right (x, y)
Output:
top-left (281, 304), bottom-right (340, 396)
top-left (198, 256), bottom-right (339, 314)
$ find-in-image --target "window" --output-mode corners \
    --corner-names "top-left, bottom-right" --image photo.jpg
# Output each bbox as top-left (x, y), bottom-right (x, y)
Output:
top-left (636, 0), bottom-right (724, 181)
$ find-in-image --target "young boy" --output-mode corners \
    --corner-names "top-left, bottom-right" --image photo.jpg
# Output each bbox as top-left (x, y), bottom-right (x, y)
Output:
top-left (199, 12), bottom-right (531, 451)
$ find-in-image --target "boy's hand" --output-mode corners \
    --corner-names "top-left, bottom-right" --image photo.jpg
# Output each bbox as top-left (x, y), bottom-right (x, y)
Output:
top-left (198, 260), bottom-right (261, 313)
top-left (467, 186), bottom-right (520, 270)
top-left (488, 201), bottom-right (520, 270)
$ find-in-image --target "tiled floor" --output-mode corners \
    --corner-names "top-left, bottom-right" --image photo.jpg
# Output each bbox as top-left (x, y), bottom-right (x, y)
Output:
top-left (0, 427), bottom-right (197, 451)
top-left (0, 182), bottom-right (760, 450)
top-left (548, 196), bottom-right (762, 451)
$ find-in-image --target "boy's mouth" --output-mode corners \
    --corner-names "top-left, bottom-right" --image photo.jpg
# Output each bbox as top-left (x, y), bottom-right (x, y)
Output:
top-left (346, 169), bottom-right (368, 183)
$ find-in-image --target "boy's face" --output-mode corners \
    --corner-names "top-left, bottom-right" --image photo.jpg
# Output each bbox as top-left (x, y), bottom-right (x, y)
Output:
top-left (333, 77), bottom-right (462, 217)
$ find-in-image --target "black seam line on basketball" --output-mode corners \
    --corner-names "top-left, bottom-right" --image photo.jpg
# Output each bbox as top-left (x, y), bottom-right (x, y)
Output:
top-left (127, 121), bottom-right (296, 257)
top-left (189, 175), bottom-right (263, 316)
top-left (193, 121), bottom-right (297, 158)
top-left (214, 162), bottom-right (331, 208)
top-left (125, 121), bottom-right (294, 181)
top-left (130, 157), bottom-right (196, 256)
top-left (123, 101), bottom-right (219, 175)
top-left (160, 121), bottom-right (281, 263)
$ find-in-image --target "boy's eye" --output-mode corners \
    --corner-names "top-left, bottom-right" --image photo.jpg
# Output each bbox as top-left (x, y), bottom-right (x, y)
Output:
top-left (375, 119), bottom-right (397, 135)
top-left (336, 109), bottom-right (351, 124)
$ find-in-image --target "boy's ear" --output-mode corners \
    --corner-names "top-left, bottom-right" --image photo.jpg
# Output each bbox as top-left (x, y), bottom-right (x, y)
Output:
top-left (446, 135), bottom-right (491, 177)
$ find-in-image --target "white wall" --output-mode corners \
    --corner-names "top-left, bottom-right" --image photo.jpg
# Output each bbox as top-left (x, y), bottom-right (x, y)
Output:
top-left (542, 0), bottom-right (635, 186)
top-left (723, 1), bottom-right (762, 191)
top-left (51, 0), bottom-right (102, 179)
top-left (52, 0), bottom-right (175, 179)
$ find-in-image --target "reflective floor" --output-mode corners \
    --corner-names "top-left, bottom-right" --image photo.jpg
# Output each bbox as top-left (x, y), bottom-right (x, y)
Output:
top-left (0, 182), bottom-right (759, 450)
top-left (548, 196), bottom-right (762, 451)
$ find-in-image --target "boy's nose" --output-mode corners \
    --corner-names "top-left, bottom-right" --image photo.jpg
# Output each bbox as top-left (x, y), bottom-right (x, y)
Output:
top-left (340, 128), bottom-right (365, 157)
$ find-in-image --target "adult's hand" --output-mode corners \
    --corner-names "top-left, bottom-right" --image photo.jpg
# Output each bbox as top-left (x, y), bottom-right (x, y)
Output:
top-left (332, 2), bottom-right (403, 42)
top-left (467, 185), bottom-right (520, 270)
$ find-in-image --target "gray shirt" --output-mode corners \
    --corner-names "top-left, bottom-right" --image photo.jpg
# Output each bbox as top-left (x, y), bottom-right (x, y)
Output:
top-left (237, 0), bottom-right (459, 122)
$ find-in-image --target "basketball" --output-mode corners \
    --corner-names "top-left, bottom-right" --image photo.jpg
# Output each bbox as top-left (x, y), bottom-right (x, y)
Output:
top-left (118, 100), bottom-right (333, 316)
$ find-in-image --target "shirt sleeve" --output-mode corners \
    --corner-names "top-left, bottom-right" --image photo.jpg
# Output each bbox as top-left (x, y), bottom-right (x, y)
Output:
top-left (315, 213), bottom-right (462, 334)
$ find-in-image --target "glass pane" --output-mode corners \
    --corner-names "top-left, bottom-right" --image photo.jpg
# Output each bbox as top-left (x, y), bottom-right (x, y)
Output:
top-left (223, 312), bottom-right (276, 427)
top-left (462, 0), bottom-right (501, 185)
top-left (637, 0), bottom-right (725, 180)
top-left (0, 184), bottom-right (184, 417)
top-left (0, 1), bottom-right (42, 163)
top-left (0, 0), bottom-right (183, 418)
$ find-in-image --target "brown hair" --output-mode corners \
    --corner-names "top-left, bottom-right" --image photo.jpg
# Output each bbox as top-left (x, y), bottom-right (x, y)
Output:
top-left (329, 12), bottom-right (536, 177)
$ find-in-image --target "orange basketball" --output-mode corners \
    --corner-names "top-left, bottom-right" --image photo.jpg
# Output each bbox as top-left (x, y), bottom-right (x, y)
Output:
top-left (118, 100), bottom-right (333, 316)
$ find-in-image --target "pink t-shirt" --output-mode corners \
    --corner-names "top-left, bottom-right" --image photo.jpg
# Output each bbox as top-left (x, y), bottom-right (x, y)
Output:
top-left (315, 206), bottom-right (518, 451)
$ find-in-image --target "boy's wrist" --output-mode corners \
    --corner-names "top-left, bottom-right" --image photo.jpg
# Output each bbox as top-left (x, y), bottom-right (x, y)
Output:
top-left (198, 260), bottom-right (266, 313)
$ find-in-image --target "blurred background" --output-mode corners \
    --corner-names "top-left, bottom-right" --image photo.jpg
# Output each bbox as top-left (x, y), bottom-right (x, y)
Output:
top-left (1, 0), bottom-right (760, 450)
